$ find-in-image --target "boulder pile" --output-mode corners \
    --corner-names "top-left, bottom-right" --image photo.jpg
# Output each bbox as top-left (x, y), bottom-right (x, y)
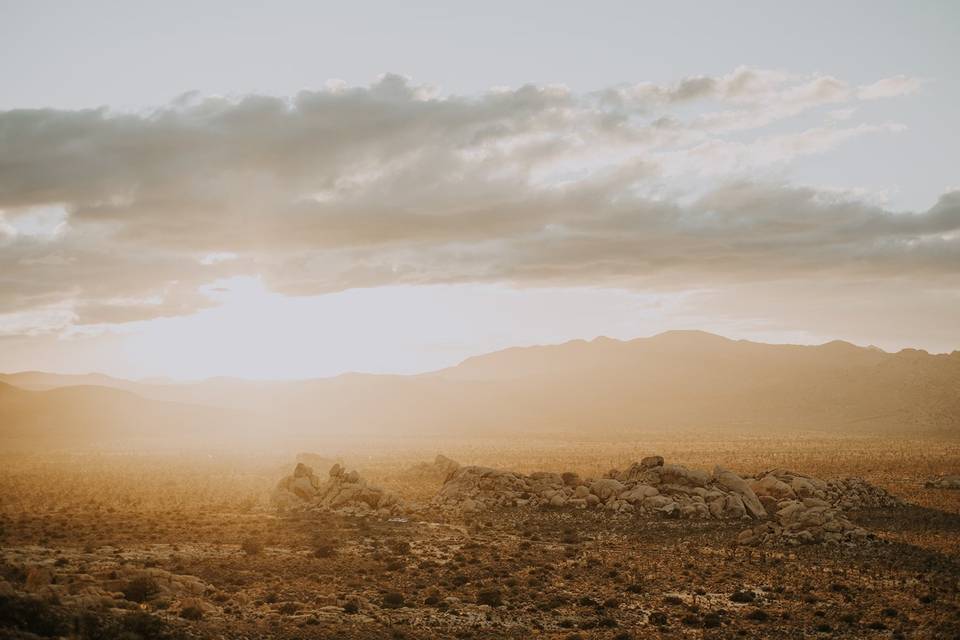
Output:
top-left (925, 475), bottom-right (960, 490)
top-left (432, 456), bottom-right (768, 520)
top-left (272, 462), bottom-right (404, 517)
top-left (738, 470), bottom-right (899, 546)
top-left (749, 469), bottom-right (903, 512)
top-left (736, 498), bottom-right (872, 547)
top-left (431, 455), bottom-right (903, 548)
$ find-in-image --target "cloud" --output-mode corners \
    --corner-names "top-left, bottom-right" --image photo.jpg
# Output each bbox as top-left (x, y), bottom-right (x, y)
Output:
top-left (858, 75), bottom-right (925, 100)
top-left (0, 69), bottom-right (949, 333)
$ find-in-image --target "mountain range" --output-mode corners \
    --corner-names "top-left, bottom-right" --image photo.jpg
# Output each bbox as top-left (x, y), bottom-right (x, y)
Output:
top-left (2, 331), bottom-right (958, 451)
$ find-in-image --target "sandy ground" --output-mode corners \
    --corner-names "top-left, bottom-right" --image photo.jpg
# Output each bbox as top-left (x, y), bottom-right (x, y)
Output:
top-left (1, 435), bottom-right (958, 639)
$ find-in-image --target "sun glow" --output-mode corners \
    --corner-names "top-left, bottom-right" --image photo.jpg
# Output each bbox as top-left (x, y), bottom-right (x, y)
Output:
top-left (114, 279), bottom-right (690, 380)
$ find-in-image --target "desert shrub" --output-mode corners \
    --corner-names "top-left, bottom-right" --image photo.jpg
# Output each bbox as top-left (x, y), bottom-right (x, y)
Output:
top-left (241, 538), bottom-right (263, 555)
top-left (278, 601), bottom-right (299, 615)
top-left (121, 611), bottom-right (182, 639)
top-left (648, 611), bottom-right (668, 626)
top-left (537, 596), bottom-right (566, 611)
top-left (343, 600), bottom-right (359, 614)
top-left (0, 563), bottom-right (27, 584)
top-left (746, 608), bottom-right (770, 622)
top-left (730, 590), bottom-right (755, 603)
top-left (382, 592), bottom-right (405, 608)
top-left (0, 594), bottom-right (70, 637)
top-left (73, 609), bottom-right (186, 640)
top-left (476, 588), bottom-right (502, 607)
top-left (313, 542), bottom-right (337, 558)
top-left (122, 576), bottom-right (160, 603)
top-left (180, 605), bottom-right (203, 620)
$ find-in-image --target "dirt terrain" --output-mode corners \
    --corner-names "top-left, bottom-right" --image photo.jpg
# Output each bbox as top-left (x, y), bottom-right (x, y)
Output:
top-left (1, 437), bottom-right (959, 639)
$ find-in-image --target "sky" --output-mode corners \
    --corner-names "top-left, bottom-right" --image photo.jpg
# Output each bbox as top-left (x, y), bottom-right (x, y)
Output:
top-left (1, 0), bottom-right (958, 379)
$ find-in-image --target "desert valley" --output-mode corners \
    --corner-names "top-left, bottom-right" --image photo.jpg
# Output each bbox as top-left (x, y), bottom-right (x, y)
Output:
top-left (2, 332), bottom-right (959, 639)
top-left (3, 3), bottom-right (959, 637)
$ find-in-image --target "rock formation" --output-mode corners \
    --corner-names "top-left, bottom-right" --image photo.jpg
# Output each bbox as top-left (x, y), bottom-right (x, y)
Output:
top-left (925, 475), bottom-right (960, 490)
top-left (431, 456), bottom-right (768, 520)
top-left (430, 456), bottom-right (902, 547)
top-left (736, 499), bottom-right (873, 546)
top-left (272, 462), bottom-right (404, 517)
top-left (750, 469), bottom-right (903, 511)
top-left (735, 469), bottom-right (901, 546)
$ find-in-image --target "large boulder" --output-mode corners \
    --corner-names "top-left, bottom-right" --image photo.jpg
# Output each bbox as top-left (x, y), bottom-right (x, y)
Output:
top-left (620, 484), bottom-right (659, 504)
top-left (751, 475), bottom-right (796, 501)
top-left (658, 464), bottom-right (711, 488)
top-left (926, 475), bottom-right (960, 490)
top-left (641, 455), bottom-right (665, 469)
top-left (713, 467), bottom-right (766, 519)
top-left (590, 478), bottom-right (625, 501)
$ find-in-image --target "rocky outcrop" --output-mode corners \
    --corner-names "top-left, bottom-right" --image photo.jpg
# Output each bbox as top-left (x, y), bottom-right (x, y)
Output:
top-left (749, 469), bottom-right (902, 511)
top-left (735, 469), bottom-right (901, 546)
top-left (737, 498), bottom-right (873, 547)
top-left (925, 475), bottom-right (960, 490)
top-left (431, 456), bottom-right (902, 548)
top-left (715, 467), bottom-right (766, 519)
top-left (272, 462), bottom-right (404, 517)
top-left (432, 457), bottom-right (768, 520)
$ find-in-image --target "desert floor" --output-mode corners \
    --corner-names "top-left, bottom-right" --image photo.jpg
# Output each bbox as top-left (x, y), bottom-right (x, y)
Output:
top-left (1, 435), bottom-right (959, 639)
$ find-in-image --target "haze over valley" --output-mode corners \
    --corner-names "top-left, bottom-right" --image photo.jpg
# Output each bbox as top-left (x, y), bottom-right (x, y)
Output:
top-left (1, 2), bottom-right (959, 639)
top-left (3, 331), bottom-right (959, 452)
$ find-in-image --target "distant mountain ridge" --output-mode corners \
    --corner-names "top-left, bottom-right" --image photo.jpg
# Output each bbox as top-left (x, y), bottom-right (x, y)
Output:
top-left (2, 331), bottom-right (958, 450)
top-left (0, 381), bottom-right (252, 451)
